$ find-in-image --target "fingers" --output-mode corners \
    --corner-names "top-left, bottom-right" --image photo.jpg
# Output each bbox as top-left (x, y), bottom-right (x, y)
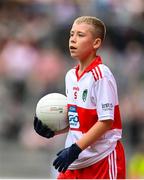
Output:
top-left (35, 119), bottom-right (42, 132)
top-left (33, 116), bottom-right (55, 138)
top-left (37, 119), bottom-right (42, 129)
top-left (34, 118), bottom-right (46, 132)
top-left (34, 118), bottom-right (44, 135)
top-left (34, 116), bottom-right (42, 129)
top-left (53, 157), bottom-right (68, 173)
top-left (53, 149), bottom-right (69, 173)
top-left (53, 157), bottom-right (63, 169)
top-left (58, 163), bottom-right (68, 173)
top-left (34, 116), bottom-right (38, 128)
top-left (61, 164), bottom-right (68, 173)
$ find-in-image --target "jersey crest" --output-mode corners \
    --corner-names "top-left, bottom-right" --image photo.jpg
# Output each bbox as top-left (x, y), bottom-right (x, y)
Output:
top-left (82, 89), bottom-right (88, 102)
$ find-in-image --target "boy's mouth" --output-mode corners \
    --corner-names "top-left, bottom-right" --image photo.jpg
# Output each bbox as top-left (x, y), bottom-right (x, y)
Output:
top-left (69, 46), bottom-right (77, 50)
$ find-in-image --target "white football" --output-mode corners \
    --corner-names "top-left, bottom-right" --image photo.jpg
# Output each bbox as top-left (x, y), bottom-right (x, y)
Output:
top-left (36, 93), bottom-right (68, 131)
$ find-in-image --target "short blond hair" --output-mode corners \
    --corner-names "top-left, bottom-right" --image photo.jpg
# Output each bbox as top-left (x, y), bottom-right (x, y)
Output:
top-left (74, 16), bottom-right (106, 41)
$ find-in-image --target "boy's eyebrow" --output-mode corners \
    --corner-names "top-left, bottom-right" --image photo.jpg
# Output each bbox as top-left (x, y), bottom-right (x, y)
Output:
top-left (70, 30), bottom-right (85, 34)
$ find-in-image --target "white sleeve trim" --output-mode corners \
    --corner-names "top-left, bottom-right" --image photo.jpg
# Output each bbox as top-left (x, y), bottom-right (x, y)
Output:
top-left (98, 114), bottom-right (114, 121)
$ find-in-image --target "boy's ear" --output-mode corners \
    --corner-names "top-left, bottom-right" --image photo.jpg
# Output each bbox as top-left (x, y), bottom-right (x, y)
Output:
top-left (93, 38), bottom-right (102, 49)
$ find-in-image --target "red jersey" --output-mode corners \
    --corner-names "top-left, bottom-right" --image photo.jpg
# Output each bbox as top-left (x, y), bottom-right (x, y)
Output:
top-left (65, 56), bottom-right (122, 170)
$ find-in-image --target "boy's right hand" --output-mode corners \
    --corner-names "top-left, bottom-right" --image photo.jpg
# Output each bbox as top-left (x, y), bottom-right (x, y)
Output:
top-left (34, 116), bottom-right (55, 138)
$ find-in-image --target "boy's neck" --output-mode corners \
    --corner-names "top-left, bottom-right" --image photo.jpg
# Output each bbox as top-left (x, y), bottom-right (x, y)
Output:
top-left (78, 54), bottom-right (97, 76)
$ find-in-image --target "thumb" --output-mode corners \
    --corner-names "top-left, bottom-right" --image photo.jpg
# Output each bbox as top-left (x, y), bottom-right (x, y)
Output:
top-left (57, 149), bottom-right (64, 156)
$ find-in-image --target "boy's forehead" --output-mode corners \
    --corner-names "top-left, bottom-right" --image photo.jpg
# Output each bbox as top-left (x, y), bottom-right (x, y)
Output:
top-left (71, 22), bottom-right (95, 32)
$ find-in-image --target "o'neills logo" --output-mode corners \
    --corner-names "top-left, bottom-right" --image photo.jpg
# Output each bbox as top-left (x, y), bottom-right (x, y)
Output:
top-left (82, 89), bottom-right (88, 102)
top-left (73, 87), bottom-right (79, 91)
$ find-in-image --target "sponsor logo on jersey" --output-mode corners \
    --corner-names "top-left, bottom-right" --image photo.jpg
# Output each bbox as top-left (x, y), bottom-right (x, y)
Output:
top-left (82, 89), bottom-right (88, 102)
top-left (102, 103), bottom-right (113, 111)
top-left (68, 106), bottom-right (80, 128)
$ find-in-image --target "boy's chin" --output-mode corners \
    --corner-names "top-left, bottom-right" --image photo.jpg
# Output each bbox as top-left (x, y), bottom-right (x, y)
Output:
top-left (70, 54), bottom-right (79, 59)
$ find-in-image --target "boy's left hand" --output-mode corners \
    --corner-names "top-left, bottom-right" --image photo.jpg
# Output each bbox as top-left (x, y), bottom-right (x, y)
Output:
top-left (53, 143), bottom-right (82, 173)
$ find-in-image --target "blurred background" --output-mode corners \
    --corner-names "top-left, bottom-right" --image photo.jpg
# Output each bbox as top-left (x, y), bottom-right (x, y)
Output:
top-left (0, 0), bottom-right (144, 179)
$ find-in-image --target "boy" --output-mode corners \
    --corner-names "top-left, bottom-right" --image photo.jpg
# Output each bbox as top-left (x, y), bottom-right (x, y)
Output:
top-left (34, 16), bottom-right (126, 179)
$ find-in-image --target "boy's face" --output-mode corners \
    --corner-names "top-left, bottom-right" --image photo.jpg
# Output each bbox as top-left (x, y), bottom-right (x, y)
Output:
top-left (69, 22), bottom-right (97, 60)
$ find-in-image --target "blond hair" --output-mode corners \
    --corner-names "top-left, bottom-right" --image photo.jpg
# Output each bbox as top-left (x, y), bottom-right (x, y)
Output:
top-left (74, 16), bottom-right (106, 41)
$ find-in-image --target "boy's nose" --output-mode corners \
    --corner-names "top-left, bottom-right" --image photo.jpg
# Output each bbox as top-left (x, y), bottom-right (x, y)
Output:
top-left (70, 36), bottom-right (77, 43)
top-left (71, 39), bottom-right (76, 43)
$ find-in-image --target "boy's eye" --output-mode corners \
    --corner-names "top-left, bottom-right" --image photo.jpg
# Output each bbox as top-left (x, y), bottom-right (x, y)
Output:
top-left (69, 32), bottom-right (85, 37)
top-left (78, 33), bottom-right (84, 37)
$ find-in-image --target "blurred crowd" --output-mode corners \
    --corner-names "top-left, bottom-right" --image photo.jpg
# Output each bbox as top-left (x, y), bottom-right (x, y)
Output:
top-left (0, 0), bottom-right (144, 178)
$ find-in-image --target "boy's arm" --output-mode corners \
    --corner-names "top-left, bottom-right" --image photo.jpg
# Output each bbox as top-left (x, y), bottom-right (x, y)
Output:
top-left (53, 120), bottom-right (113, 173)
top-left (76, 119), bottom-right (113, 150)
top-left (55, 126), bottom-right (69, 136)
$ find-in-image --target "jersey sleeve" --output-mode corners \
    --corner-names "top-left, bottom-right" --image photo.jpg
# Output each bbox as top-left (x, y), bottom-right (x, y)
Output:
top-left (93, 75), bottom-right (117, 121)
